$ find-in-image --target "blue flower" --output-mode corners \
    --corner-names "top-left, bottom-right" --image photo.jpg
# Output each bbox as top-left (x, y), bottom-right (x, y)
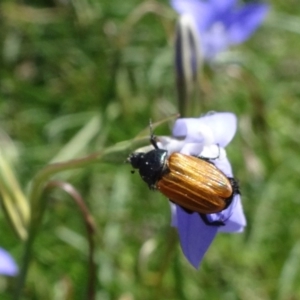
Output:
top-left (0, 247), bottom-right (18, 276)
top-left (172, 0), bottom-right (269, 59)
top-left (159, 112), bottom-right (246, 268)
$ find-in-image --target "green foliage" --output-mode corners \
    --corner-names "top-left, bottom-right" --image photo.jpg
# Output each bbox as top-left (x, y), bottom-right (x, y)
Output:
top-left (1, 0), bottom-right (300, 299)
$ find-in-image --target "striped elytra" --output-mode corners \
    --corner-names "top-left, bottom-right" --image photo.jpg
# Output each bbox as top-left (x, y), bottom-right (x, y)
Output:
top-left (156, 153), bottom-right (233, 214)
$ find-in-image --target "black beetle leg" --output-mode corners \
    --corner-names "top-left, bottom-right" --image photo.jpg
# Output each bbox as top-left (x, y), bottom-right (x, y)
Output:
top-left (198, 143), bottom-right (220, 162)
top-left (149, 119), bottom-right (159, 150)
top-left (200, 214), bottom-right (225, 226)
top-left (173, 204), bottom-right (225, 227)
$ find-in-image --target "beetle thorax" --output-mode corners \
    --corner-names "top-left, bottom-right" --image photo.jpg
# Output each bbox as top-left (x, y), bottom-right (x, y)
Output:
top-left (129, 149), bottom-right (168, 189)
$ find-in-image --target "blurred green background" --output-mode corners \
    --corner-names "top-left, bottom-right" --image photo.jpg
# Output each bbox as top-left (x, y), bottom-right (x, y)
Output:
top-left (1, 0), bottom-right (300, 299)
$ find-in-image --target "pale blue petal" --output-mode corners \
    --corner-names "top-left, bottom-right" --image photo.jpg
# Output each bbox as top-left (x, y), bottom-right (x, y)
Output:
top-left (201, 26), bottom-right (230, 59)
top-left (169, 110), bottom-right (245, 268)
top-left (219, 194), bottom-right (246, 232)
top-left (227, 4), bottom-right (269, 44)
top-left (213, 156), bottom-right (233, 177)
top-left (180, 143), bottom-right (204, 156)
top-left (197, 112), bottom-right (237, 147)
top-left (0, 248), bottom-right (18, 276)
top-left (210, 0), bottom-right (237, 15)
top-left (172, 118), bottom-right (210, 143)
top-left (170, 202), bottom-right (178, 227)
top-left (171, 0), bottom-right (213, 30)
top-left (176, 205), bottom-right (218, 268)
top-left (171, 0), bottom-right (269, 59)
top-left (173, 112), bottom-right (237, 146)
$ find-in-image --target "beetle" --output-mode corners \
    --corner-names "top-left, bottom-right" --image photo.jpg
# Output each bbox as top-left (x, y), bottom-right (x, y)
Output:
top-left (127, 131), bottom-right (239, 216)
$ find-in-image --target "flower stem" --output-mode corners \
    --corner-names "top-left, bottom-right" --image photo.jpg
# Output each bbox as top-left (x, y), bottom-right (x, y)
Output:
top-left (13, 137), bottom-right (148, 299)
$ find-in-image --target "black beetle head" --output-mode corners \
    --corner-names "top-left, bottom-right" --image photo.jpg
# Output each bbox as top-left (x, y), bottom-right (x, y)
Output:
top-left (128, 149), bottom-right (168, 189)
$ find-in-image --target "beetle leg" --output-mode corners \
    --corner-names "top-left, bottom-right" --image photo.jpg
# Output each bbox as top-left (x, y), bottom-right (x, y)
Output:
top-left (198, 143), bottom-right (220, 161)
top-left (196, 156), bottom-right (214, 164)
top-left (200, 214), bottom-right (225, 226)
top-left (150, 135), bottom-right (159, 150)
top-left (178, 206), bottom-right (225, 227)
top-left (228, 177), bottom-right (240, 195)
top-left (149, 183), bottom-right (157, 190)
top-left (149, 120), bottom-right (160, 150)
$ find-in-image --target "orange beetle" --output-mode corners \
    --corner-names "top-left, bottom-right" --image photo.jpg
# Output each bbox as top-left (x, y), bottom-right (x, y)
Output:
top-left (128, 134), bottom-right (239, 214)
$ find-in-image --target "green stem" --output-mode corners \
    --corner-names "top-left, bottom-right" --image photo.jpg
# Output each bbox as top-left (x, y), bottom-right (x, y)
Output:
top-left (13, 220), bottom-right (39, 299)
top-left (13, 137), bottom-right (148, 299)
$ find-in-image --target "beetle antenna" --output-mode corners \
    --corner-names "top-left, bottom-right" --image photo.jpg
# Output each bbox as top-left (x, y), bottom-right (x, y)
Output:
top-left (149, 119), bottom-right (159, 149)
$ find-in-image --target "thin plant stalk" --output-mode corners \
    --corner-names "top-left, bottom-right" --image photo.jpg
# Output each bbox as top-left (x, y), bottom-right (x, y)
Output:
top-left (13, 137), bottom-right (148, 300)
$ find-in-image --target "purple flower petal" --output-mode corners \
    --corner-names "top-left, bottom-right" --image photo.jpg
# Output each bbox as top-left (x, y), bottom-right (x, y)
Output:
top-left (197, 112), bottom-right (237, 147)
top-left (171, 0), bottom-right (269, 60)
top-left (176, 205), bottom-right (218, 268)
top-left (166, 111), bottom-right (245, 268)
top-left (172, 117), bottom-right (211, 143)
top-left (204, 193), bottom-right (241, 226)
top-left (201, 24), bottom-right (230, 58)
top-left (180, 143), bottom-right (204, 156)
top-left (158, 136), bottom-right (186, 154)
top-left (0, 248), bottom-right (18, 276)
top-left (210, 0), bottom-right (236, 14)
top-left (170, 202), bottom-right (178, 227)
top-left (213, 155), bottom-right (233, 177)
top-left (173, 112), bottom-right (237, 146)
top-left (171, 0), bottom-right (212, 30)
top-left (227, 4), bottom-right (269, 44)
top-left (218, 194), bottom-right (246, 232)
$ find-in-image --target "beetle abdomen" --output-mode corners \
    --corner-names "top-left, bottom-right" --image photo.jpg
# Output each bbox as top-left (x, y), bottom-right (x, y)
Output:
top-left (156, 153), bottom-right (233, 214)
